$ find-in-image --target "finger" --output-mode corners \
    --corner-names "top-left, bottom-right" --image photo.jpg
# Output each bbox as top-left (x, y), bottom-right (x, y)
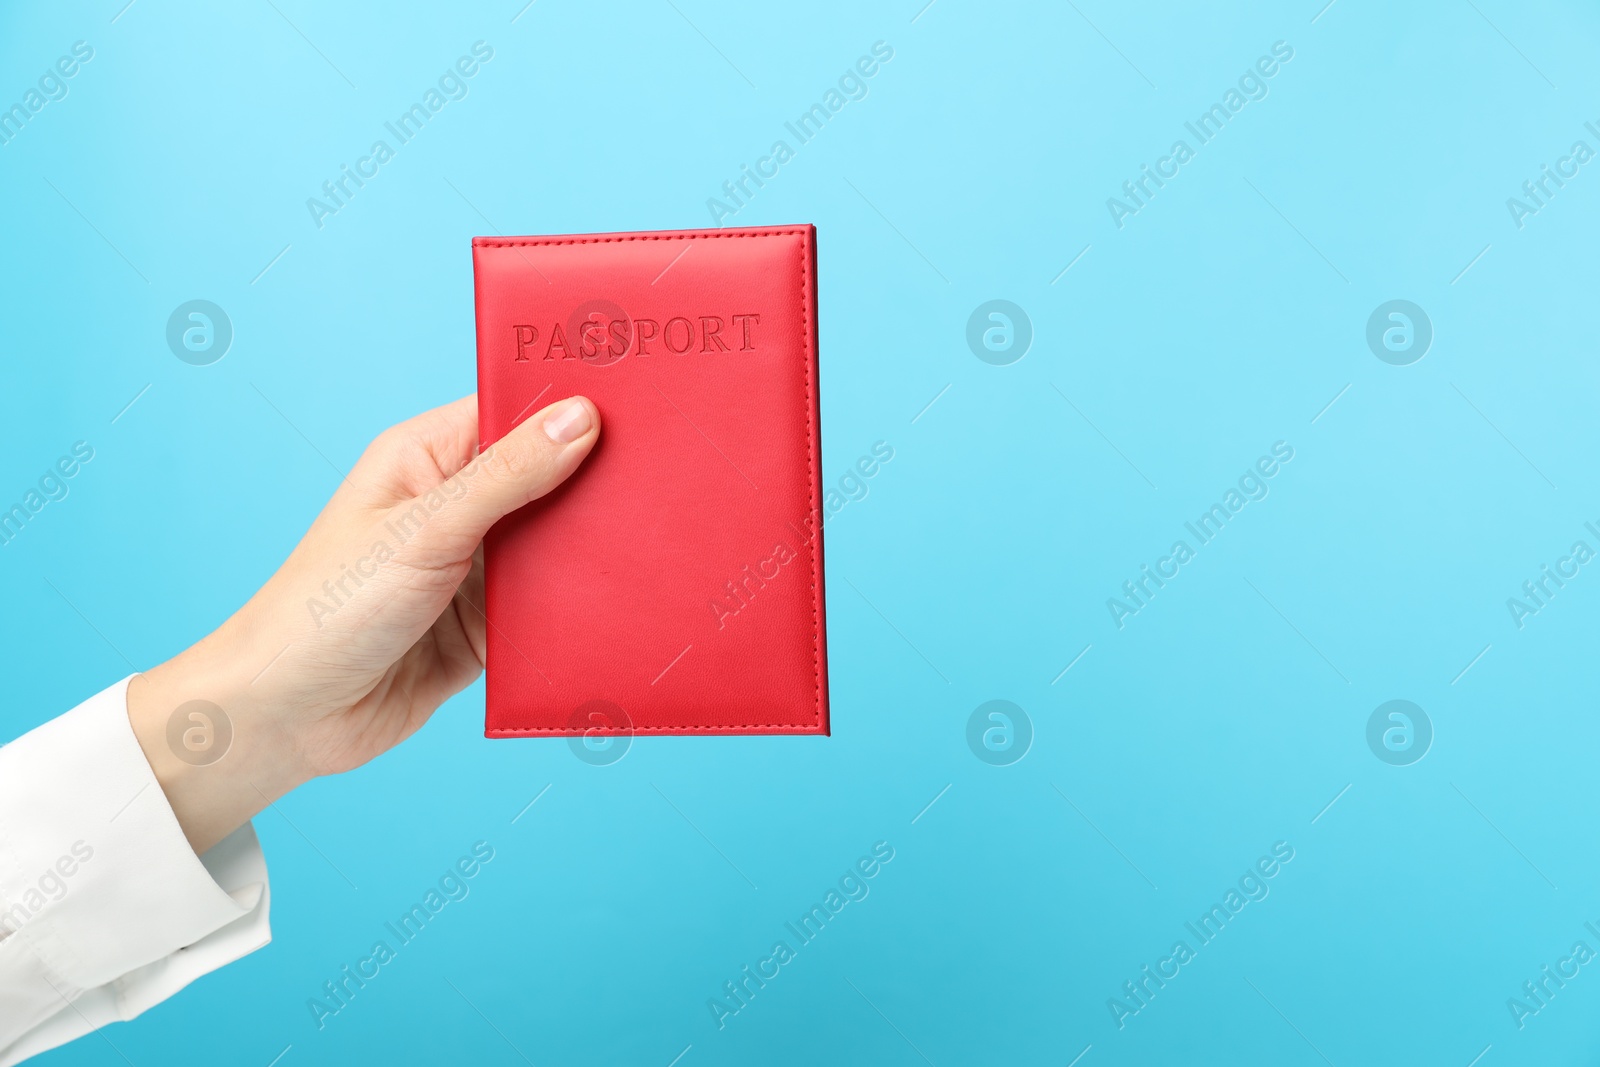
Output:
top-left (403, 395), bottom-right (599, 562)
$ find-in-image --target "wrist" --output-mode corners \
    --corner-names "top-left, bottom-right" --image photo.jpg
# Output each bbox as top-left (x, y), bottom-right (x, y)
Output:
top-left (126, 633), bottom-right (310, 854)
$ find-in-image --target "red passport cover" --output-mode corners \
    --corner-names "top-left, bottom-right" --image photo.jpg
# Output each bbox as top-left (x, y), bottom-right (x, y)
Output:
top-left (473, 225), bottom-right (828, 737)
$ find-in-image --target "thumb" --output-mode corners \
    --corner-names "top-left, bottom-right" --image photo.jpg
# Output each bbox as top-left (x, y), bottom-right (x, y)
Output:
top-left (412, 395), bottom-right (600, 560)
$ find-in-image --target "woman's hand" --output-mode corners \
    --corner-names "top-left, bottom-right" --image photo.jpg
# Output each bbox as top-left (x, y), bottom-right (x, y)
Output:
top-left (125, 393), bottom-right (600, 853)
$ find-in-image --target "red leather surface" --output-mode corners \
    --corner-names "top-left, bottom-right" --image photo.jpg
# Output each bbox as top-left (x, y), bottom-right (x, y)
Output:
top-left (473, 225), bottom-right (828, 737)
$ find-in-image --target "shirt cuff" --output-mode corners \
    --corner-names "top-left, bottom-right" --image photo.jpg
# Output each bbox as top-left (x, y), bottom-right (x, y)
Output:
top-left (0, 676), bottom-right (272, 1065)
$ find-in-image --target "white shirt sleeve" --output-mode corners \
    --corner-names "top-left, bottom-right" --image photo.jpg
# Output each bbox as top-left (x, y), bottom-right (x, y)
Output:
top-left (0, 677), bottom-right (272, 1065)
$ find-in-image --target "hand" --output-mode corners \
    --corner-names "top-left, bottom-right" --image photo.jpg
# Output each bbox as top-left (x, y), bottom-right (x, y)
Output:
top-left (125, 394), bottom-right (600, 853)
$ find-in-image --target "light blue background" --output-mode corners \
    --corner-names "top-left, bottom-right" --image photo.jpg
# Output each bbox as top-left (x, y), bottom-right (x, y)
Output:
top-left (4, 0), bottom-right (1599, 1063)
